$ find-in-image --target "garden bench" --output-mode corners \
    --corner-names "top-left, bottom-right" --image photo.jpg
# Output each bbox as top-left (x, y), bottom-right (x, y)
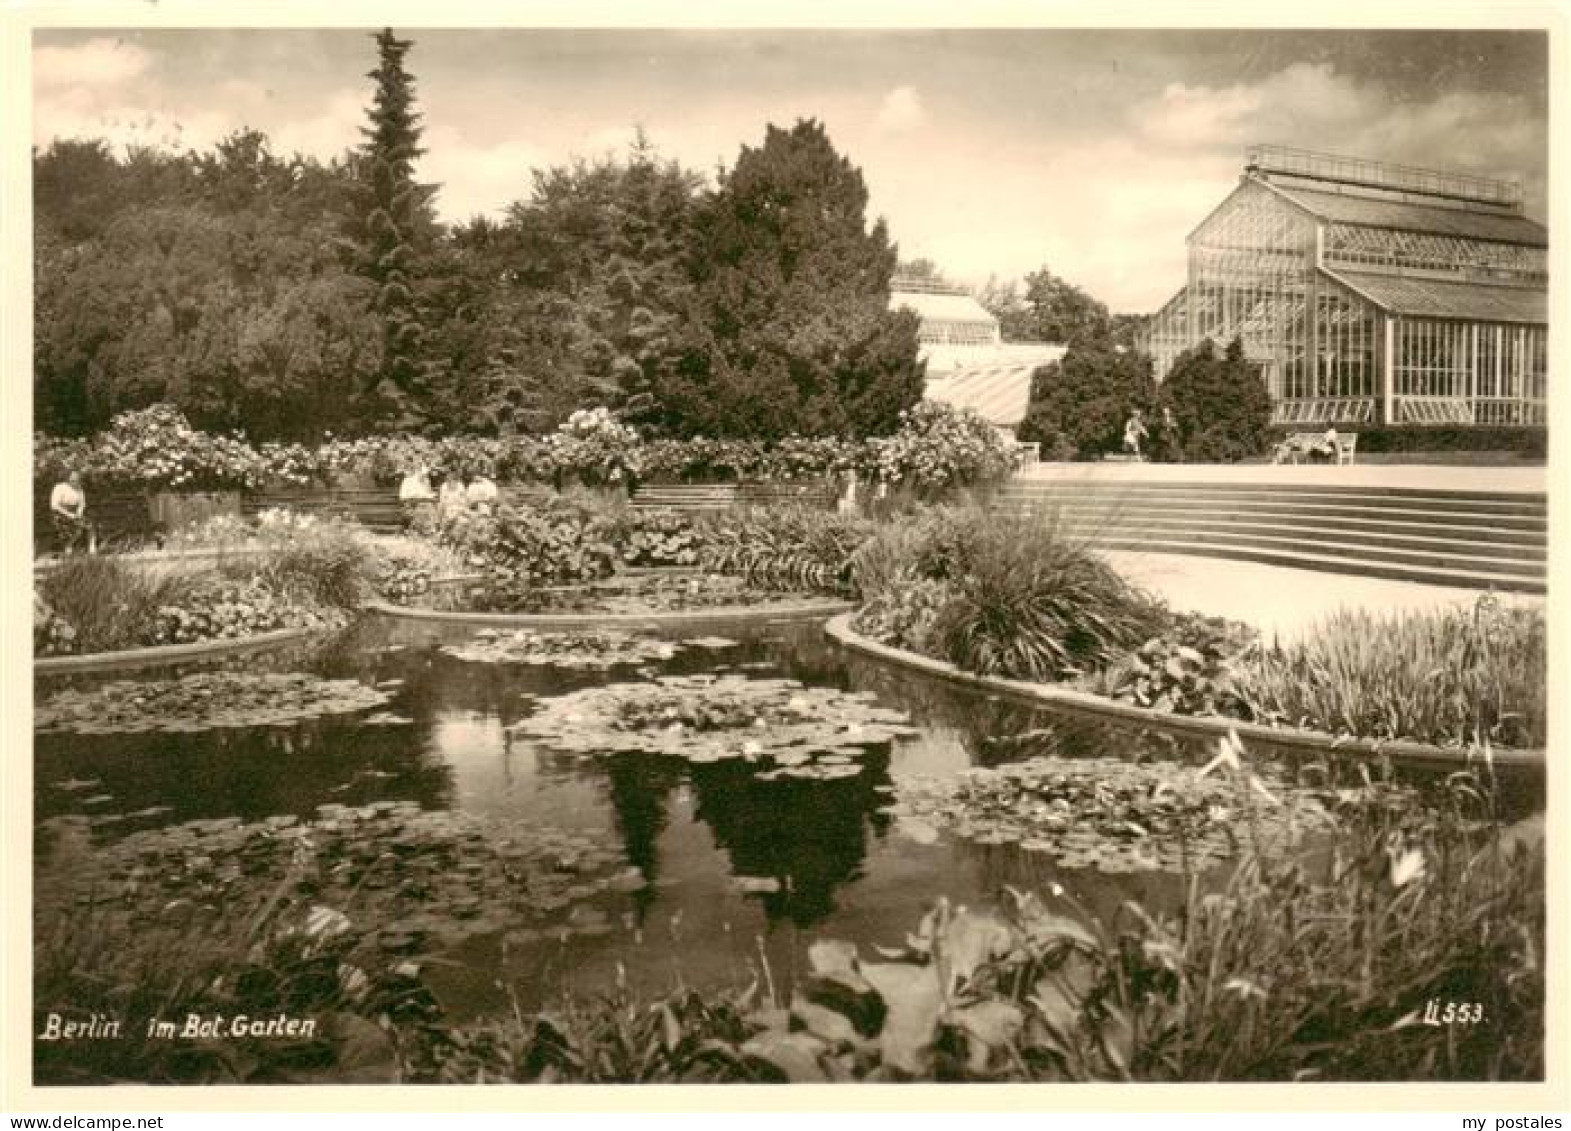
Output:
top-left (631, 481), bottom-right (837, 511)
top-left (244, 483), bottom-right (557, 532)
top-left (1274, 432), bottom-right (1359, 465)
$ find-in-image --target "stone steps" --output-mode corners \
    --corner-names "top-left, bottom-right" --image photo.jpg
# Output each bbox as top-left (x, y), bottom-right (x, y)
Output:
top-left (995, 480), bottom-right (1547, 593)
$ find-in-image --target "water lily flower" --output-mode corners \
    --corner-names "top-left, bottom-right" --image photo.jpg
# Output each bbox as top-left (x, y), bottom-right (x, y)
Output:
top-left (1388, 846), bottom-right (1427, 889)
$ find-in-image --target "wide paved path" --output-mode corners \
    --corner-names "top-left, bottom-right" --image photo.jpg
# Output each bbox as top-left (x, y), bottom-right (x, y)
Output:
top-left (1102, 550), bottom-right (1546, 642)
top-left (1018, 461), bottom-right (1546, 494)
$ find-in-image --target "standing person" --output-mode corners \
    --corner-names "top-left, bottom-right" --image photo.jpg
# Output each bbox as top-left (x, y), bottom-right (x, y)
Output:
top-left (1122, 410), bottom-right (1149, 461)
top-left (49, 471), bottom-right (93, 554)
top-left (1157, 406), bottom-right (1180, 462)
top-left (836, 471), bottom-right (860, 516)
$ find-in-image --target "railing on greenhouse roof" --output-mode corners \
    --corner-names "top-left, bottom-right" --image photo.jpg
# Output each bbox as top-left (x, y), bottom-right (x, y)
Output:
top-left (1245, 144), bottom-right (1524, 209)
top-left (890, 276), bottom-right (973, 296)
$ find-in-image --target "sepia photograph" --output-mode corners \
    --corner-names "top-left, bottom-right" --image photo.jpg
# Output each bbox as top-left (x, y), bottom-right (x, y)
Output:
top-left (8, 6), bottom-right (1563, 1110)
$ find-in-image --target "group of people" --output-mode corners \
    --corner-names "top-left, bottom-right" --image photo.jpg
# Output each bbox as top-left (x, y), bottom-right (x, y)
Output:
top-left (397, 465), bottom-right (499, 525)
top-left (1120, 407), bottom-right (1178, 462)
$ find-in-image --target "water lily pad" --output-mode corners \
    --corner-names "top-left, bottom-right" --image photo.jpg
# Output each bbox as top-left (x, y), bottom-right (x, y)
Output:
top-left (35, 673), bottom-right (394, 736)
top-left (510, 675), bottom-right (916, 774)
top-left (441, 629), bottom-right (682, 669)
top-left (35, 802), bottom-right (635, 969)
top-left (896, 756), bottom-right (1333, 875)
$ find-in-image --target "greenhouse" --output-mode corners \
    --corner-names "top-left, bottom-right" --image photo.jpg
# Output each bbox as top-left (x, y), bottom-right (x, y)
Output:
top-left (1145, 145), bottom-right (1548, 427)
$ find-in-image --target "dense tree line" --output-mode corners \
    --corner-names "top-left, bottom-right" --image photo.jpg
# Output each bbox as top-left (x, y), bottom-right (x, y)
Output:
top-left (34, 31), bottom-right (922, 443)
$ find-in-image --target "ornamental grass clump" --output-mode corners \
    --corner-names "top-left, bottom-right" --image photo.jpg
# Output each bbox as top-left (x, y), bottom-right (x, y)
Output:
top-left (1236, 598), bottom-right (1545, 749)
top-left (245, 518), bottom-right (377, 610)
top-left (929, 514), bottom-right (1165, 682)
top-left (34, 555), bottom-right (190, 655)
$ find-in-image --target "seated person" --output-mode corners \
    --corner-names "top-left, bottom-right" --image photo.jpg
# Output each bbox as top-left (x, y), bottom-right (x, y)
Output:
top-left (1313, 427), bottom-right (1340, 463)
top-left (397, 464), bottom-right (436, 527)
top-left (436, 474), bottom-right (469, 520)
top-left (465, 472), bottom-right (499, 509)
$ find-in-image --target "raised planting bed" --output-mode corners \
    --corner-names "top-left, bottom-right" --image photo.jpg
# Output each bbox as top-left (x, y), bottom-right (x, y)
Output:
top-left (824, 614), bottom-right (1544, 773)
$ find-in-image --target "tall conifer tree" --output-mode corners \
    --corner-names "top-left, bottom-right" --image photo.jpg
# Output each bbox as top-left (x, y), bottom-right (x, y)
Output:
top-left (345, 28), bottom-right (437, 430)
top-left (654, 119), bottom-right (923, 439)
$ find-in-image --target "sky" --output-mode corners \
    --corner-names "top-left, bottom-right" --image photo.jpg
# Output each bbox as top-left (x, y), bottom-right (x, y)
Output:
top-left (31, 26), bottom-right (1550, 313)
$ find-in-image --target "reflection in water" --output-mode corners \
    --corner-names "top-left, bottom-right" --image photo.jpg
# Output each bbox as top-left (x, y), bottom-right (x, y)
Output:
top-left (601, 754), bottom-right (680, 920)
top-left (688, 747), bottom-right (895, 927)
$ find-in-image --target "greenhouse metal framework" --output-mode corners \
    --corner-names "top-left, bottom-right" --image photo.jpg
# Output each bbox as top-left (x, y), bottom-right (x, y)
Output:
top-left (1145, 145), bottom-right (1548, 427)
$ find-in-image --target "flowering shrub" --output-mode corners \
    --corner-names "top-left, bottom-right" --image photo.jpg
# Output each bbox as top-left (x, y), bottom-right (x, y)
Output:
top-left (87, 405), bottom-right (265, 491)
top-left (36, 400), bottom-right (1030, 497)
top-left (547, 408), bottom-right (638, 485)
top-left (869, 401), bottom-right (1019, 499)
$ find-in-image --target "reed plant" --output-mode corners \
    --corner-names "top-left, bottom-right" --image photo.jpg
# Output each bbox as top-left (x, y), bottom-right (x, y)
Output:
top-left (34, 555), bottom-right (191, 654)
top-left (1236, 600), bottom-right (1545, 748)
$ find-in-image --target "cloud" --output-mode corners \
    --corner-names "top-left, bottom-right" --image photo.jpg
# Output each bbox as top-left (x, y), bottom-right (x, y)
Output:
top-left (34, 36), bottom-right (150, 89)
top-left (270, 91), bottom-right (364, 161)
top-left (420, 129), bottom-right (550, 221)
top-left (874, 86), bottom-right (925, 134)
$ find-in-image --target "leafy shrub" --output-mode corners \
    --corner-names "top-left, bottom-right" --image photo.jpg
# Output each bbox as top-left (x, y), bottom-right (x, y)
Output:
top-left (853, 577), bottom-right (955, 654)
top-left (1343, 426), bottom-right (1547, 458)
top-left (607, 507), bottom-right (702, 567)
top-left (34, 556), bottom-right (188, 654)
top-left (442, 496), bottom-right (620, 589)
top-left (929, 514), bottom-right (1165, 681)
top-left (848, 505), bottom-right (979, 598)
top-left (1091, 612), bottom-right (1259, 718)
top-left (1236, 598), bottom-right (1546, 748)
top-left (153, 575), bottom-right (343, 643)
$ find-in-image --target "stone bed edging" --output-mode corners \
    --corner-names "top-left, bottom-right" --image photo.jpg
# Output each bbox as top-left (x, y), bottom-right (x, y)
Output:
top-left (823, 613), bottom-right (1544, 773)
top-left (34, 627), bottom-right (318, 676)
top-left (363, 597), bottom-right (855, 630)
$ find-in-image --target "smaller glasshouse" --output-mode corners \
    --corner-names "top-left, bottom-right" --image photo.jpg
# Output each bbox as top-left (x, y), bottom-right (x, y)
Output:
top-left (1145, 145), bottom-right (1548, 428)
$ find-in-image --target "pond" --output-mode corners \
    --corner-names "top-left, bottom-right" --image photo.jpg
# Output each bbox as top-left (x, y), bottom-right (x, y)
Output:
top-left (33, 614), bottom-right (1543, 1026)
